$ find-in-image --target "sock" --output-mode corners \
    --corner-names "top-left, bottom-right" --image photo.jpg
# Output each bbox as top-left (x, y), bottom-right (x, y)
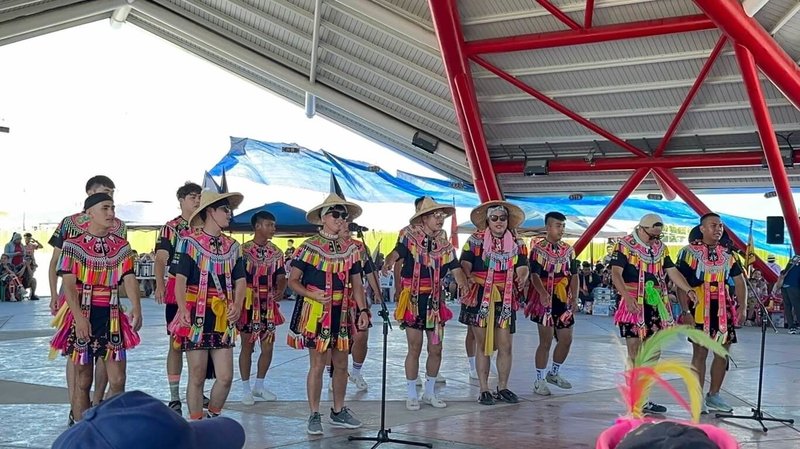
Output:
top-left (352, 361), bottom-right (363, 376)
top-left (254, 377), bottom-right (264, 393)
top-left (468, 356), bottom-right (476, 371)
top-left (536, 368), bottom-right (546, 381)
top-left (550, 362), bottom-right (562, 376)
top-left (425, 377), bottom-right (436, 397)
top-left (241, 379), bottom-right (251, 395)
top-left (407, 379), bottom-right (418, 399)
top-left (168, 375), bottom-right (181, 402)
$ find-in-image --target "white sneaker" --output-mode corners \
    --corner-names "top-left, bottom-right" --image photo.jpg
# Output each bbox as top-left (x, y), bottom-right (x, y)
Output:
top-left (252, 389), bottom-right (277, 401)
top-left (434, 375), bottom-right (446, 384)
top-left (545, 373), bottom-right (573, 389)
top-left (701, 400), bottom-right (709, 415)
top-left (534, 379), bottom-right (551, 396)
top-left (422, 393), bottom-right (447, 408)
top-left (406, 398), bottom-right (420, 411)
top-left (416, 377), bottom-right (423, 387)
top-left (241, 390), bottom-right (255, 406)
top-left (328, 380), bottom-right (334, 391)
top-left (350, 372), bottom-right (368, 392)
top-left (469, 368), bottom-right (478, 380)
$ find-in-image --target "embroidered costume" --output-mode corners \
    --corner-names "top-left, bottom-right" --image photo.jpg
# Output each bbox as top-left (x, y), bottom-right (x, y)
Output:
top-left (168, 230), bottom-right (245, 351)
top-left (237, 240), bottom-right (285, 343)
top-left (676, 243), bottom-right (741, 344)
top-left (611, 234), bottom-right (676, 339)
top-left (48, 212), bottom-right (127, 314)
top-left (288, 233), bottom-right (363, 352)
top-left (525, 238), bottom-right (577, 328)
top-left (156, 215), bottom-right (194, 332)
top-left (393, 224), bottom-right (459, 343)
top-left (459, 230), bottom-right (527, 354)
top-left (50, 233), bottom-right (139, 364)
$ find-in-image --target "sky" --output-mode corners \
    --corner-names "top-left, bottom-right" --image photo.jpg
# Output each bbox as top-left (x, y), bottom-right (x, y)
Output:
top-left (0, 18), bottom-right (798, 233)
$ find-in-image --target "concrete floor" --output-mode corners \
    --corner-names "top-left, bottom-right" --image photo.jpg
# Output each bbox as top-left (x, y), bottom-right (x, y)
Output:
top-left (1, 298), bottom-right (799, 449)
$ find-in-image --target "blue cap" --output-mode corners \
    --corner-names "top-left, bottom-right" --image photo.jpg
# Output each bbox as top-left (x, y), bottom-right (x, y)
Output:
top-left (52, 391), bottom-right (245, 449)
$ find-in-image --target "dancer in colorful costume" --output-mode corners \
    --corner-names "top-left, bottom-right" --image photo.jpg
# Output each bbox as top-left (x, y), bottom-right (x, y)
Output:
top-left (595, 326), bottom-right (737, 449)
top-left (48, 175), bottom-right (124, 425)
top-left (169, 189), bottom-right (246, 420)
top-left (459, 200), bottom-right (528, 405)
top-left (154, 181), bottom-right (202, 415)
top-left (676, 213), bottom-right (746, 414)
top-left (49, 193), bottom-right (142, 422)
top-left (610, 213), bottom-right (697, 414)
top-left (526, 212), bottom-right (578, 396)
top-left (384, 196), bottom-right (468, 411)
top-left (287, 193), bottom-right (370, 435)
top-left (238, 211), bottom-right (286, 404)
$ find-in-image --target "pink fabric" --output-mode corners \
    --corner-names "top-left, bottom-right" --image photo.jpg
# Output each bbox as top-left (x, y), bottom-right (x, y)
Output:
top-left (596, 418), bottom-right (739, 449)
top-left (164, 276), bottom-right (177, 305)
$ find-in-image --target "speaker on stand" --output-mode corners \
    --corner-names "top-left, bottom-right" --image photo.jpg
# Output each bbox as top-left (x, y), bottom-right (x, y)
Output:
top-left (766, 216), bottom-right (785, 245)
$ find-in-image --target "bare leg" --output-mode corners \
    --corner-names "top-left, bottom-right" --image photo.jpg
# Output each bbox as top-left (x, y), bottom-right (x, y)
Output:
top-left (691, 344), bottom-right (709, 390)
top-left (238, 334), bottom-right (255, 381)
top-left (535, 324), bottom-right (554, 370)
top-left (307, 349), bottom-right (326, 413)
top-left (352, 327), bottom-right (368, 365)
top-left (708, 344), bottom-right (731, 395)
top-left (104, 359), bottom-right (127, 399)
top-left (404, 329), bottom-right (423, 380)
top-left (331, 348), bottom-right (349, 412)
top-left (495, 328), bottom-right (513, 391)
top-left (166, 339), bottom-right (183, 401)
top-left (73, 364), bottom-right (93, 421)
top-left (256, 339), bottom-right (274, 379)
top-left (66, 360), bottom-right (75, 410)
top-left (425, 330), bottom-right (443, 378)
top-left (625, 337), bottom-right (642, 367)
top-left (552, 327), bottom-right (573, 364)
top-left (207, 348), bottom-right (234, 413)
top-left (471, 326), bottom-right (490, 391)
top-left (465, 325), bottom-right (476, 357)
top-left (186, 350), bottom-right (209, 418)
top-left (92, 359), bottom-right (108, 405)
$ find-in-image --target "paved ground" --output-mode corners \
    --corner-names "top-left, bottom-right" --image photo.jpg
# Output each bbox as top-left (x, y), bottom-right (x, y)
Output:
top-left (1, 297), bottom-right (799, 448)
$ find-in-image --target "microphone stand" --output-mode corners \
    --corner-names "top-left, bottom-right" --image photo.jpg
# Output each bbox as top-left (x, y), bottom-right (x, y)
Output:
top-left (348, 227), bottom-right (432, 449)
top-left (715, 249), bottom-right (794, 432)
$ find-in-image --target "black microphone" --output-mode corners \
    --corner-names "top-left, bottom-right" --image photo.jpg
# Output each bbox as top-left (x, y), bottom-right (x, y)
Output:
top-left (723, 240), bottom-right (745, 256)
top-left (348, 222), bottom-right (369, 232)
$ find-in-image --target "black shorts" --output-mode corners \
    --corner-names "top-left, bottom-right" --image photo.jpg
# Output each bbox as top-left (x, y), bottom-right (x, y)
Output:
top-left (690, 299), bottom-right (737, 345)
top-left (458, 298), bottom-right (517, 334)
top-left (619, 303), bottom-right (666, 339)
top-left (532, 297), bottom-right (575, 329)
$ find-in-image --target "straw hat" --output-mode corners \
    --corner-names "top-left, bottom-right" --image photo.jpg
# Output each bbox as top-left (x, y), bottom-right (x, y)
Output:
top-left (306, 193), bottom-right (363, 226)
top-left (188, 191), bottom-right (244, 227)
top-left (469, 200), bottom-right (525, 230)
top-left (409, 197), bottom-right (455, 224)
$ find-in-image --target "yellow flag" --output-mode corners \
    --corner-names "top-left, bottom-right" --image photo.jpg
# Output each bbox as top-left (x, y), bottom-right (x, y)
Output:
top-left (746, 221), bottom-right (756, 266)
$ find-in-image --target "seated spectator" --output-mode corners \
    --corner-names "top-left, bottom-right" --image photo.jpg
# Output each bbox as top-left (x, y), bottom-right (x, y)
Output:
top-left (746, 270), bottom-right (768, 325)
top-left (578, 261), bottom-right (599, 314)
top-left (0, 254), bottom-right (25, 301)
top-left (52, 390), bottom-right (245, 449)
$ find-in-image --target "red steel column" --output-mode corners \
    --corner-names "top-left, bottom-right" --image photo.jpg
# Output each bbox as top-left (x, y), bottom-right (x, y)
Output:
top-left (735, 44), bottom-right (800, 254)
top-left (653, 167), bottom-right (777, 282)
top-left (573, 168), bottom-right (649, 254)
top-left (536, 0), bottom-right (582, 30)
top-left (584, 0), bottom-right (595, 28)
top-left (429, 0), bottom-right (502, 201)
top-left (693, 0), bottom-right (800, 109)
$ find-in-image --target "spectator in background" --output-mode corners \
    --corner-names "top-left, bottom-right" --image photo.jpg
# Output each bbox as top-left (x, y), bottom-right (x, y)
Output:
top-left (774, 255), bottom-right (800, 334)
top-left (0, 254), bottom-right (25, 301)
top-left (379, 268), bottom-right (394, 302)
top-left (23, 233), bottom-right (42, 266)
top-left (747, 270), bottom-right (768, 326)
top-left (602, 244), bottom-right (614, 266)
top-left (286, 239), bottom-right (296, 256)
top-left (578, 261), bottom-right (599, 314)
top-left (4, 233), bottom-right (24, 266)
top-left (767, 254), bottom-right (782, 277)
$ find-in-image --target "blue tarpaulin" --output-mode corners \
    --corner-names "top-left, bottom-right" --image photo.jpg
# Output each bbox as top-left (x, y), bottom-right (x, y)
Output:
top-left (229, 201), bottom-right (316, 234)
top-left (209, 137), bottom-right (792, 256)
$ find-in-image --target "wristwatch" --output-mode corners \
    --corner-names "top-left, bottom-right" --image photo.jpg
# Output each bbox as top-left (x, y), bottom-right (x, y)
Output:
top-left (358, 308), bottom-right (370, 315)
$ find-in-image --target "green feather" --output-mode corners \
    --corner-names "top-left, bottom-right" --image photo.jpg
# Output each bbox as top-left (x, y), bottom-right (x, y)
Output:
top-left (635, 325), bottom-right (729, 367)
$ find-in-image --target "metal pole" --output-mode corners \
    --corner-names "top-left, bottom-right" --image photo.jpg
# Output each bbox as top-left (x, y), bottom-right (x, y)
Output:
top-left (536, 0), bottom-right (582, 30)
top-left (584, 0), bottom-right (595, 28)
top-left (573, 168), bottom-right (649, 254)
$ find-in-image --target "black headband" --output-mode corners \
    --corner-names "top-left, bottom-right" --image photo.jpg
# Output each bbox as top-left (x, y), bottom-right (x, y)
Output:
top-left (84, 193), bottom-right (113, 211)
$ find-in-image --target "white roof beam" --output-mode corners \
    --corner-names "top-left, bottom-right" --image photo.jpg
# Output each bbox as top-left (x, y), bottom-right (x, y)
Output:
top-left (130, 1), bottom-right (469, 178)
top-left (461, 0), bottom-right (661, 26)
top-left (0, 0), bottom-right (85, 23)
top-left (770, 2), bottom-right (800, 35)
top-left (0, 0), bottom-right (125, 45)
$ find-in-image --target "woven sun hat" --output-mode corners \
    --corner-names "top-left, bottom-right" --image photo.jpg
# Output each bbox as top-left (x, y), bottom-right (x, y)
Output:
top-left (188, 190), bottom-right (244, 228)
top-left (409, 196), bottom-right (455, 225)
top-left (469, 200), bottom-right (524, 230)
top-left (306, 193), bottom-right (363, 226)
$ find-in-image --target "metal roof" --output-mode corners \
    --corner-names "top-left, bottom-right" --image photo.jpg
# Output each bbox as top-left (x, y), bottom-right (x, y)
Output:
top-left (2, 0), bottom-right (800, 194)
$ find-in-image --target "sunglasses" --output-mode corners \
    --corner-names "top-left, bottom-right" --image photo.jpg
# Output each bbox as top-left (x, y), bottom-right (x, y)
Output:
top-left (489, 215), bottom-right (508, 222)
top-left (325, 210), bottom-right (349, 219)
top-left (428, 211), bottom-right (447, 219)
top-left (216, 205), bottom-right (232, 214)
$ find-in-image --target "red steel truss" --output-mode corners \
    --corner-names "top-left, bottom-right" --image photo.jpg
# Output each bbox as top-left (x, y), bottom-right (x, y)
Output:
top-left (427, 0), bottom-right (800, 255)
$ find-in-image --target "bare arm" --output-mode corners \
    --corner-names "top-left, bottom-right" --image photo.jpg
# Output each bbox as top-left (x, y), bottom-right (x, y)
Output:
top-left (62, 274), bottom-right (91, 340)
top-left (366, 272), bottom-right (381, 303)
top-left (154, 249), bottom-right (169, 304)
top-left (514, 265), bottom-right (529, 290)
top-left (274, 274), bottom-right (287, 301)
top-left (610, 265), bottom-right (630, 303)
top-left (734, 274), bottom-right (747, 322)
top-left (228, 277), bottom-right (247, 322)
top-left (569, 273), bottom-right (579, 305)
top-left (773, 272), bottom-right (786, 294)
top-left (530, 273), bottom-right (548, 301)
top-left (382, 250), bottom-right (399, 273)
top-left (393, 261), bottom-right (403, 301)
top-left (122, 273), bottom-right (143, 331)
top-left (460, 260), bottom-right (473, 279)
top-left (664, 266), bottom-right (695, 295)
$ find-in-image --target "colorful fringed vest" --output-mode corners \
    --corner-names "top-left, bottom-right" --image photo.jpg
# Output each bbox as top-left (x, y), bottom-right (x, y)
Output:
top-left (678, 243), bottom-right (735, 342)
top-left (177, 231), bottom-right (240, 346)
top-left (295, 234), bottom-right (362, 352)
top-left (396, 225), bottom-right (456, 343)
top-left (58, 232), bottom-right (135, 363)
top-left (465, 230), bottom-right (525, 354)
top-left (58, 212), bottom-right (127, 241)
top-left (529, 238), bottom-right (574, 326)
top-left (241, 240), bottom-right (284, 343)
top-left (614, 233), bottom-right (675, 338)
top-left (159, 216), bottom-right (193, 256)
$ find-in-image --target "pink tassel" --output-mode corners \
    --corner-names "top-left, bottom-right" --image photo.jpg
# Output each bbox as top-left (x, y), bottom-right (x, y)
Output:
top-left (614, 307), bottom-right (637, 325)
top-left (440, 303), bottom-right (453, 322)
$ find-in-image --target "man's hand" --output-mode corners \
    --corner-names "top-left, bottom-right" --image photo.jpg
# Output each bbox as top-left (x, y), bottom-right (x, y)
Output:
top-left (154, 285), bottom-right (166, 305)
top-left (737, 307), bottom-right (747, 326)
top-left (624, 294), bottom-right (640, 314)
top-left (49, 297), bottom-right (59, 315)
top-left (310, 290), bottom-right (329, 303)
top-left (682, 311), bottom-right (695, 327)
top-left (537, 288), bottom-right (551, 307)
top-left (178, 306), bottom-right (191, 327)
top-left (357, 311), bottom-right (370, 330)
top-left (129, 308), bottom-right (143, 332)
top-left (457, 283), bottom-right (469, 299)
top-left (74, 316), bottom-right (91, 341)
top-left (227, 304), bottom-right (241, 323)
top-left (686, 289), bottom-right (698, 304)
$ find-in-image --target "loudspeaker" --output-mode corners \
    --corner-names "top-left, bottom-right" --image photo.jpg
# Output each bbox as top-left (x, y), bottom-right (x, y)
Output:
top-left (766, 216), bottom-right (785, 244)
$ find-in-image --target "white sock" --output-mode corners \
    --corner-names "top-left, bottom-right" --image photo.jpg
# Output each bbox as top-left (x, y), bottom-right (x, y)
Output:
top-left (425, 377), bottom-right (436, 397)
top-left (550, 362), bottom-right (562, 376)
top-left (241, 379), bottom-right (251, 394)
top-left (468, 356), bottom-right (476, 370)
top-left (254, 377), bottom-right (264, 392)
top-left (536, 368), bottom-right (546, 381)
top-left (407, 379), bottom-right (418, 399)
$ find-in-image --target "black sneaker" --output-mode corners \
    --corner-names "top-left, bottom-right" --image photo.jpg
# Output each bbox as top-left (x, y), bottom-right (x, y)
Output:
top-left (495, 388), bottom-right (519, 404)
top-left (478, 391), bottom-right (495, 405)
top-left (202, 395), bottom-right (210, 408)
top-left (643, 401), bottom-right (667, 414)
top-left (168, 400), bottom-right (182, 415)
top-left (329, 407), bottom-right (362, 429)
